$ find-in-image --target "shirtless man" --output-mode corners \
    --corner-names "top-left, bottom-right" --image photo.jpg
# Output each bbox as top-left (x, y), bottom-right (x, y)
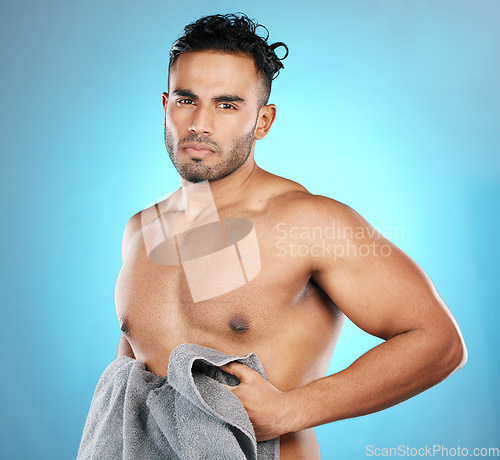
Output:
top-left (115, 13), bottom-right (466, 459)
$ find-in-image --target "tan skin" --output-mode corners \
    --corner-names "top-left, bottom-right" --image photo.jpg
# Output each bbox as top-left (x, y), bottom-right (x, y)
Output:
top-left (115, 51), bottom-right (466, 459)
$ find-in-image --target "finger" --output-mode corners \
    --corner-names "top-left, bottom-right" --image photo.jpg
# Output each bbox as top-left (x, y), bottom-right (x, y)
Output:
top-left (220, 362), bottom-right (259, 382)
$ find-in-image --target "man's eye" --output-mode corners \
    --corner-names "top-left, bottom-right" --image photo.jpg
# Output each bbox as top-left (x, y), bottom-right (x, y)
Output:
top-left (178, 99), bottom-right (194, 105)
top-left (219, 103), bottom-right (236, 110)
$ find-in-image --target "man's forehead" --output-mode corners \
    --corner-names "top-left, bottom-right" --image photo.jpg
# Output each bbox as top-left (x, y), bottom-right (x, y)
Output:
top-left (169, 50), bottom-right (262, 96)
top-left (171, 50), bottom-right (258, 72)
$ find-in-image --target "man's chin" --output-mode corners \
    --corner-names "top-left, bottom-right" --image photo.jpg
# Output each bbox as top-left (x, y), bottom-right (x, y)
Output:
top-left (178, 165), bottom-right (216, 183)
top-left (175, 156), bottom-right (245, 183)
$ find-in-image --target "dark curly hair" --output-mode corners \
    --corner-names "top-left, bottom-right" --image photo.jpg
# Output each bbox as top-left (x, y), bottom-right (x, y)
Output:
top-left (169, 13), bottom-right (288, 106)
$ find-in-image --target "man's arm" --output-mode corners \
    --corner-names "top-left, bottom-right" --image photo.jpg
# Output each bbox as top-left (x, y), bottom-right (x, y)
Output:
top-left (223, 198), bottom-right (466, 441)
top-left (115, 213), bottom-right (140, 360)
top-left (117, 333), bottom-right (135, 358)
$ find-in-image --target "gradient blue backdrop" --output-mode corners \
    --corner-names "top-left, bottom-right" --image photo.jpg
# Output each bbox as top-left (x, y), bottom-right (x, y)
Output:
top-left (1, 1), bottom-right (498, 458)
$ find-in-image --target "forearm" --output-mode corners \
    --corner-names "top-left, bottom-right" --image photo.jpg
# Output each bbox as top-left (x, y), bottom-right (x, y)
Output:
top-left (282, 327), bottom-right (464, 433)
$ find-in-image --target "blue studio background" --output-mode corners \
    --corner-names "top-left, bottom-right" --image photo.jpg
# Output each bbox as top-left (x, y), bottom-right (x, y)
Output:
top-left (1, 1), bottom-right (498, 458)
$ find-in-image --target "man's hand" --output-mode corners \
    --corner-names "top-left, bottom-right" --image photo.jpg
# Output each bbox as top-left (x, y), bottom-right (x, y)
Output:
top-left (220, 362), bottom-right (288, 442)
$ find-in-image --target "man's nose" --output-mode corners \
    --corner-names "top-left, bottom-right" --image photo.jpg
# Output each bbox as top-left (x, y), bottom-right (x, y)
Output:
top-left (188, 105), bottom-right (214, 136)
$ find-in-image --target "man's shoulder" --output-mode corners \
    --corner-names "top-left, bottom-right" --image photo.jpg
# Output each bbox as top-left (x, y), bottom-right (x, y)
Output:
top-left (265, 177), bottom-right (359, 229)
top-left (120, 211), bottom-right (142, 262)
top-left (124, 209), bottom-right (143, 231)
top-left (126, 188), bottom-right (182, 225)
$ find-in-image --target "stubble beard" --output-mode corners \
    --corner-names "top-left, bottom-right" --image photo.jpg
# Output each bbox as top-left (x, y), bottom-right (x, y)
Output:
top-left (164, 124), bottom-right (256, 183)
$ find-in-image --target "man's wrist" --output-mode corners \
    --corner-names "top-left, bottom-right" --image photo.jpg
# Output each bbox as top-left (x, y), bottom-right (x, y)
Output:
top-left (278, 386), bottom-right (311, 435)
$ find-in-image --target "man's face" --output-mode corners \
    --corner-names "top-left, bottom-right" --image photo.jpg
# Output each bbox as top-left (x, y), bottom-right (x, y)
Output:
top-left (164, 51), bottom-right (264, 183)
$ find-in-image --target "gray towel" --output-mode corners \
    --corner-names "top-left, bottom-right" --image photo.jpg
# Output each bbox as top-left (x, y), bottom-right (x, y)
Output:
top-left (77, 343), bottom-right (280, 459)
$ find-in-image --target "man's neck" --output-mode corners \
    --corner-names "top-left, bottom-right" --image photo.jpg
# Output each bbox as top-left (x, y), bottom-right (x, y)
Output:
top-left (180, 159), bottom-right (261, 211)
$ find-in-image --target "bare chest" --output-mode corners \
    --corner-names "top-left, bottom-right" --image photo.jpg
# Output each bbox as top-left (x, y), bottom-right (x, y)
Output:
top-left (115, 211), bottom-right (342, 380)
top-left (116, 221), bottom-right (306, 333)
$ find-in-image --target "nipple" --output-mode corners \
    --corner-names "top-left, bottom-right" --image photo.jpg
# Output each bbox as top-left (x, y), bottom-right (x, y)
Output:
top-left (229, 315), bottom-right (249, 334)
top-left (120, 318), bottom-right (129, 335)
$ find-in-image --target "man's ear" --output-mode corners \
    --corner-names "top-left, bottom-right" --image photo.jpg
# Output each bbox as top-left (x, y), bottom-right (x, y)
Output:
top-left (162, 92), bottom-right (168, 127)
top-left (254, 104), bottom-right (277, 140)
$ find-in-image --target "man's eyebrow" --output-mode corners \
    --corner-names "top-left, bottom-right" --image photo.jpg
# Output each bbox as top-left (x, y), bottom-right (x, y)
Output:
top-left (213, 94), bottom-right (245, 104)
top-left (172, 89), bottom-right (198, 99)
top-left (172, 90), bottom-right (245, 104)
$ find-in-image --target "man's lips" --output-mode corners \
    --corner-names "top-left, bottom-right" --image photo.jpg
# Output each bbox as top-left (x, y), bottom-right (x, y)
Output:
top-left (181, 143), bottom-right (216, 159)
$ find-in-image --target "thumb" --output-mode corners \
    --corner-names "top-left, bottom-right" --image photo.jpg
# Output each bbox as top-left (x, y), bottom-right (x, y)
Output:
top-left (220, 361), bottom-right (257, 383)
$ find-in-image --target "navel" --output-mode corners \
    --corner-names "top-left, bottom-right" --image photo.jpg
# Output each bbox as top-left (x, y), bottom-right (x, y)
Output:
top-left (229, 315), bottom-right (249, 334)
